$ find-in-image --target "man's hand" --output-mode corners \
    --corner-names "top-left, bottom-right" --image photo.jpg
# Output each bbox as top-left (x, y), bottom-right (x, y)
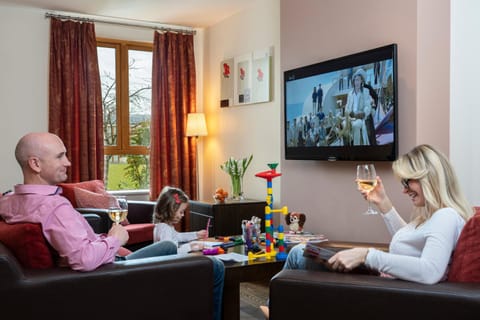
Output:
top-left (108, 224), bottom-right (129, 246)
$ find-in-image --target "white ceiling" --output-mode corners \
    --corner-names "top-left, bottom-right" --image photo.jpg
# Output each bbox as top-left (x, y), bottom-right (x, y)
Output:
top-left (0, 0), bottom-right (260, 28)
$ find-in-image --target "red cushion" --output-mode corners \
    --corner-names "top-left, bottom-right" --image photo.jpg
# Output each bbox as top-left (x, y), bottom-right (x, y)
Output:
top-left (58, 180), bottom-right (105, 205)
top-left (125, 223), bottom-right (154, 245)
top-left (0, 220), bottom-right (54, 269)
top-left (448, 207), bottom-right (480, 282)
top-left (74, 187), bottom-right (117, 208)
top-left (117, 246), bottom-right (132, 257)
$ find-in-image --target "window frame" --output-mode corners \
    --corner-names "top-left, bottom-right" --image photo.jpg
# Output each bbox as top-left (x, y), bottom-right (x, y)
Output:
top-left (96, 37), bottom-right (153, 156)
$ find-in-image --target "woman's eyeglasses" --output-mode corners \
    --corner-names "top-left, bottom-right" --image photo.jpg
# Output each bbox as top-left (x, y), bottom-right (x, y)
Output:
top-left (401, 179), bottom-right (410, 189)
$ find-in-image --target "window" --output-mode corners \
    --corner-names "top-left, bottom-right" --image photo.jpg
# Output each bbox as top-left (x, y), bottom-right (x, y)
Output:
top-left (97, 38), bottom-right (152, 191)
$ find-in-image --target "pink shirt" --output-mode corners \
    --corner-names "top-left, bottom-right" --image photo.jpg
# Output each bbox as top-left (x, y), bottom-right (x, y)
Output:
top-left (0, 184), bottom-right (120, 271)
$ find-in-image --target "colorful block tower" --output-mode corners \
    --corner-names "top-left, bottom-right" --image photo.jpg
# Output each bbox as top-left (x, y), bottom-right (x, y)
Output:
top-left (250, 163), bottom-right (288, 261)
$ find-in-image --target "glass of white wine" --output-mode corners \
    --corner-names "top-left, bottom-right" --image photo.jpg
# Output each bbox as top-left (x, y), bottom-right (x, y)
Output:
top-left (356, 164), bottom-right (379, 215)
top-left (108, 196), bottom-right (128, 225)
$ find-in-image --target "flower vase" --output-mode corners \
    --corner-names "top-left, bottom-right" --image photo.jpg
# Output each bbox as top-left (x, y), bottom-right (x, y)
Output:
top-left (230, 174), bottom-right (244, 200)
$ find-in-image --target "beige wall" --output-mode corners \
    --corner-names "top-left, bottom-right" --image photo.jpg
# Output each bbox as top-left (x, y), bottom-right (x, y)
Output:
top-left (201, 0), bottom-right (282, 205)
top-left (278, 0), bottom-right (452, 243)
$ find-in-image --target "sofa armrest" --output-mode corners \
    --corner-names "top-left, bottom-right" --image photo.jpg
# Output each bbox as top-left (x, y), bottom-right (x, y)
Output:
top-left (270, 270), bottom-right (480, 319)
top-left (1, 254), bottom-right (214, 319)
top-left (77, 208), bottom-right (112, 233)
top-left (126, 200), bottom-right (156, 224)
top-left (0, 243), bottom-right (23, 285)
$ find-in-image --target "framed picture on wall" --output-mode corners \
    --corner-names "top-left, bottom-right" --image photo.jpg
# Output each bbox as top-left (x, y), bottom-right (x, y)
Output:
top-left (235, 53), bottom-right (252, 105)
top-left (220, 47), bottom-right (273, 107)
top-left (251, 48), bottom-right (271, 103)
top-left (220, 58), bottom-right (234, 107)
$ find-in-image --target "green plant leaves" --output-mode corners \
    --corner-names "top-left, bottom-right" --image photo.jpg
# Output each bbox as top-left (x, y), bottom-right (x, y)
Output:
top-left (220, 154), bottom-right (253, 178)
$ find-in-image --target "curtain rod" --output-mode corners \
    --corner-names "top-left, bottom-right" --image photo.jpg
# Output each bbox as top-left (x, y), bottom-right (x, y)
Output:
top-left (45, 11), bottom-right (196, 35)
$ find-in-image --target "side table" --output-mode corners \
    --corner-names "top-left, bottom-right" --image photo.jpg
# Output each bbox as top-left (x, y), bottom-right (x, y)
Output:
top-left (189, 199), bottom-right (266, 237)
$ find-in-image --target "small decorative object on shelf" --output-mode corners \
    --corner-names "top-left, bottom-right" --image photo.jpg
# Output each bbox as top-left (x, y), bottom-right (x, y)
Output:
top-left (213, 187), bottom-right (228, 203)
top-left (285, 212), bottom-right (307, 233)
top-left (220, 154), bottom-right (253, 200)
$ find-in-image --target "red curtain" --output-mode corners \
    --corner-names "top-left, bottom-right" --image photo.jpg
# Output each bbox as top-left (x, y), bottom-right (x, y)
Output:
top-left (48, 18), bottom-right (104, 182)
top-left (150, 31), bottom-right (196, 201)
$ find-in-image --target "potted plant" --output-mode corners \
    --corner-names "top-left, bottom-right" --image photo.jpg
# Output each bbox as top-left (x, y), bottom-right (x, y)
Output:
top-left (220, 155), bottom-right (253, 200)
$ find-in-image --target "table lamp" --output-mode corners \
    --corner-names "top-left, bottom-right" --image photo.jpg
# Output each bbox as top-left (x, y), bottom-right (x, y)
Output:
top-left (186, 112), bottom-right (208, 200)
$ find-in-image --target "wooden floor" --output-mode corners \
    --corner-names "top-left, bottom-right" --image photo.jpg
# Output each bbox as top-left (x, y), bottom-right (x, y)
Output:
top-left (239, 281), bottom-right (269, 320)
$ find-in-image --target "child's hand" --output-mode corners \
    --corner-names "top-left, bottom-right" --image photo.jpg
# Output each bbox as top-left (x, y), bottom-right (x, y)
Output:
top-left (190, 241), bottom-right (204, 252)
top-left (197, 230), bottom-right (208, 239)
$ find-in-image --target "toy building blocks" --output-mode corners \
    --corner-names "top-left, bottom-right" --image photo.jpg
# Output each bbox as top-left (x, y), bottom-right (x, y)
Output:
top-left (253, 163), bottom-right (289, 261)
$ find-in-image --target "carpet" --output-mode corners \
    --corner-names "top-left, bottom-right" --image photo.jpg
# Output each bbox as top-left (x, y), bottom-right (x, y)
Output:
top-left (239, 280), bottom-right (269, 320)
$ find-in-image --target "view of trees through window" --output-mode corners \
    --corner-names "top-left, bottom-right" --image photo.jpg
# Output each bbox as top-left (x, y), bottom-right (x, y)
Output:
top-left (97, 39), bottom-right (152, 190)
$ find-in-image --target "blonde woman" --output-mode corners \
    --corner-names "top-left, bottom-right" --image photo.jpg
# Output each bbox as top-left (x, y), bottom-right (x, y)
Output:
top-left (284, 144), bottom-right (473, 284)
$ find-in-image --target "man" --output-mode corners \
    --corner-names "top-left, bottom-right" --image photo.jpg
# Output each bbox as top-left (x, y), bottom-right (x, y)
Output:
top-left (0, 132), bottom-right (224, 320)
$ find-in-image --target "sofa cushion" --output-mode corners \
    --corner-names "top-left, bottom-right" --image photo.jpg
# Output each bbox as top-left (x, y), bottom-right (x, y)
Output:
top-left (0, 220), bottom-right (54, 269)
top-left (74, 187), bottom-right (117, 208)
top-left (125, 223), bottom-right (154, 245)
top-left (448, 207), bottom-right (480, 282)
top-left (58, 180), bottom-right (105, 205)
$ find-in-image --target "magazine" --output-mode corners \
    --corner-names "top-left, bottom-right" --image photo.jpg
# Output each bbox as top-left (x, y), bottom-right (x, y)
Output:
top-left (284, 233), bottom-right (328, 245)
top-left (302, 242), bottom-right (379, 275)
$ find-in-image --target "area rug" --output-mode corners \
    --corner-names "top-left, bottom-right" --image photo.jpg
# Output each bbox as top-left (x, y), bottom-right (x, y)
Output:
top-left (239, 281), bottom-right (269, 320)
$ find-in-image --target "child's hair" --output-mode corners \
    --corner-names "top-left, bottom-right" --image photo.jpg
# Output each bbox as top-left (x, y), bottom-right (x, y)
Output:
top-left (153, 186), bottom-right (189, 224)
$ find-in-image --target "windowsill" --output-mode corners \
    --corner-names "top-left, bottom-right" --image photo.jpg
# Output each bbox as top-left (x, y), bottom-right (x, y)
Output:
top-left (108, 189), bottom-right (150, 200)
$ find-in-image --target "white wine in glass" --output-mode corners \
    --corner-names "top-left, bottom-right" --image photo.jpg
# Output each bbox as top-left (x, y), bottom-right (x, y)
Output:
top-left (108, 196), bottom-right (128, 225)
top-left (356, 164), bottom-right (379, 215)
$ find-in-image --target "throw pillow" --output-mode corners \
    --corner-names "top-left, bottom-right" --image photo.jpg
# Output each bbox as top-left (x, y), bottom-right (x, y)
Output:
top-left (58, 180), bottom-right (105, 205)
top-left (448, 208), bottom-right (480, 282)
top-left (0, 220), bottom-right (54, 269)
top-left (74, 187), bottom-right (117, 208)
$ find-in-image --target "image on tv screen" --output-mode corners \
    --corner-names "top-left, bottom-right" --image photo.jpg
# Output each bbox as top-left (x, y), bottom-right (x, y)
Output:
top-left (285, 59), bottom-right (394, 149)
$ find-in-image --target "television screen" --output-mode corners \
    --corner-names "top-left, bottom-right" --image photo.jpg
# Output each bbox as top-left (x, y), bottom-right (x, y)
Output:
top-left (284, 44), bottom-right (398, 161)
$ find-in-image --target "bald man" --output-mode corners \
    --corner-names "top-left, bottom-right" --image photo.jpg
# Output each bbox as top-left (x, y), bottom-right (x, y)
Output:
top-left (0, 132), bottom-right (178, 270)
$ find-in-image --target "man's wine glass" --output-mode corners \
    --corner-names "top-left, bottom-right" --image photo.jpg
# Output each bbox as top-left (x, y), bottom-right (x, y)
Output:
top-left (356, 164), bottom-right (379, 215)
top-left (108, 196), bottom-right (128, 225)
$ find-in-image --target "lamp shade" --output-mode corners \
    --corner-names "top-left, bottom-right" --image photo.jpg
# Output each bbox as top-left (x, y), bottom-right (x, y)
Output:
top-left (186, 113), bottom-right (208, 137)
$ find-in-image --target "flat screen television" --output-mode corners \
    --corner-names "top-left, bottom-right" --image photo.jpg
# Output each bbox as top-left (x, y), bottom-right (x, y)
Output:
top-left (284, 44), bottom-right (398, 161)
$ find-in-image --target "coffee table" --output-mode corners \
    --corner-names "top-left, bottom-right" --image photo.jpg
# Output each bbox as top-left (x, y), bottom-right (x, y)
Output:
top-left (217, 244), bottom-right (285, 320)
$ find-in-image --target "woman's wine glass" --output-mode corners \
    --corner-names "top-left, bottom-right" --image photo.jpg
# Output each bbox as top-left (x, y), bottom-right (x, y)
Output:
top-left (108, 196), bottom-right (128, 225)
top-left (356, 164), bottom-right (378, 215)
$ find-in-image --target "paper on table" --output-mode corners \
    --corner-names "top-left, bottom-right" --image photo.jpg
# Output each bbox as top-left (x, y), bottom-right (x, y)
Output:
top-left (215, 252), bottom-right (249, 262)
top-left (202, 241), bottom-right (223, 247)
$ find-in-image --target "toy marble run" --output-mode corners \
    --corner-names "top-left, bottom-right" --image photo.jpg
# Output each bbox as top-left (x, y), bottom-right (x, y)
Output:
top-left (249, 163), bottom-right (289, 261)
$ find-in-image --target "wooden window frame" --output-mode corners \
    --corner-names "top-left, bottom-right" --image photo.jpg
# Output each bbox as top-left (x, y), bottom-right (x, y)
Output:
top-left (97, 37), bottom-right (153, 156)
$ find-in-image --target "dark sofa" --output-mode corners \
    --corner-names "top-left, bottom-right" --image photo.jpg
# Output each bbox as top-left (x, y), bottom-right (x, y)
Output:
top-left (269, 270), bottom-right (480, 319)
top-left (269, 208), bottom-right (480, 319)
top-left (0, 241), bottom-right (214, 319)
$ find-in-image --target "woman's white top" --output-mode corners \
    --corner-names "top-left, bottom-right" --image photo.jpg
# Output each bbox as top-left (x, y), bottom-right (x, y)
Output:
top-left (153, 223), bottom-right (198, 254)
top-left (365, 207), bottom-right (465, 284)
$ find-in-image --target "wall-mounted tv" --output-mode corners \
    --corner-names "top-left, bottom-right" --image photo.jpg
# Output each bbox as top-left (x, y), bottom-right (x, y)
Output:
top-left (284, 44), bottom-right (398, 161)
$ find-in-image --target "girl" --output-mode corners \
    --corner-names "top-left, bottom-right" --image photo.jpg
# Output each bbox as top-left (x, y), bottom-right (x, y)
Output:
top-left (153, 186), bottom-right (208, 253)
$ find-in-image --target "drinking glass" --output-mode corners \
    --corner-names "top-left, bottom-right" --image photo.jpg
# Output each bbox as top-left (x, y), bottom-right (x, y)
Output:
top-left (108, 196), bottom-right (128, 225)
top-left (356, 164), bottom-right (378, 215)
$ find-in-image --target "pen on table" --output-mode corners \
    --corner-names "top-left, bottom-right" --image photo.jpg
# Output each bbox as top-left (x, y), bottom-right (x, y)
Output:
top-left (206, 218), bottom-right (211, 237)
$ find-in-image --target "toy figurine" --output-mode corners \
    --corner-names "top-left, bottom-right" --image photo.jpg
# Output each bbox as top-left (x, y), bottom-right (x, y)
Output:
top-left (285, 212), bottom-right (306, 233)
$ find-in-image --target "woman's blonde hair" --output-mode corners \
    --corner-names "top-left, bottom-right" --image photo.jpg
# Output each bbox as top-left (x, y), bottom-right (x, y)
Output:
top-left (392, 144), bottom-right (473, 225)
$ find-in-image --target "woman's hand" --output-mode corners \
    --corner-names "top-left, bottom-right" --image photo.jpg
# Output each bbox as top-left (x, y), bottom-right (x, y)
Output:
top-left (196, 229), bottom-right (208, 240)
top-left (356, 176), bottom-right (393, 214)
top-left (328, 247), bottom-right (369, 272)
